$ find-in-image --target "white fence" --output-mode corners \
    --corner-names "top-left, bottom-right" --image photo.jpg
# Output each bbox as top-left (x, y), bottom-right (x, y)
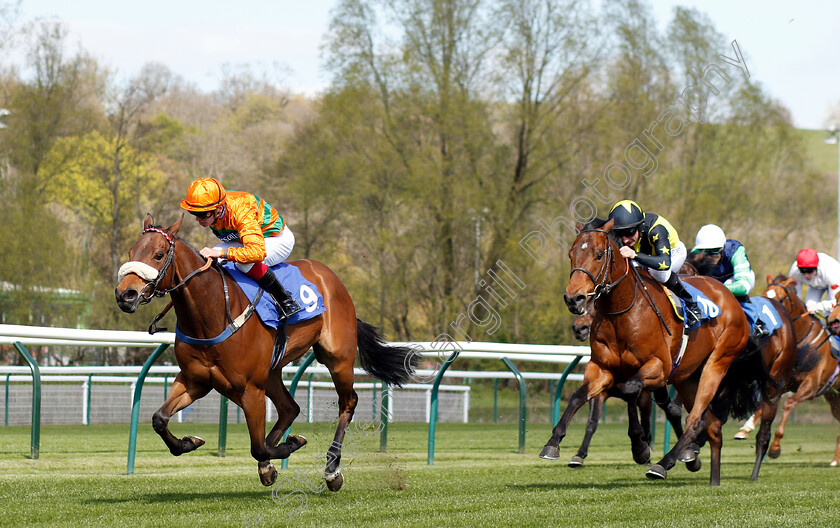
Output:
top-left (0, 324), bottom-right (589, 427)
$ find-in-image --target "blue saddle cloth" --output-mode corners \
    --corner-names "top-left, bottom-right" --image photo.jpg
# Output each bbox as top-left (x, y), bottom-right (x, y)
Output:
top-left (223, 261), bottom-right (325, 329)
top-left (830, 335), bottom-right (840, 360)
top-left (681, 283), bottom-right (721, 329)
top-left (741, 297), bottom-right (783, 335)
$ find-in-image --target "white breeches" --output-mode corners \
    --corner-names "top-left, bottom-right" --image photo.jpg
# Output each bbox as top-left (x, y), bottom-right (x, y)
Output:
top-left (215, 227), bottom-right (295, 273)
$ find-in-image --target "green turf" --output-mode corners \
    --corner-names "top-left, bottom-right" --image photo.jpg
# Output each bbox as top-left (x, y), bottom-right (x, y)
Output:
top-left (1, 420), bottom-right (839, 527)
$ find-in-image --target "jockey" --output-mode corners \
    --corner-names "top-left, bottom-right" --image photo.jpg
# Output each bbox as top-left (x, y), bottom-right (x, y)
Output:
top-left (690, 224), bottom-right (769, 339)
top-left (180, 177), bottom-right (301, 321)
top-left (787, 248), bottom-right (840, 318)
top-left (608, 200), bottom-right (702, 327)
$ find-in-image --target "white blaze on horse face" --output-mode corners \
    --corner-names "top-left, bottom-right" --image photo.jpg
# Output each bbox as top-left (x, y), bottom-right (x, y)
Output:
top-left (765, 290), bottom-right (777, 299)
top-left (581, 243), bottom-right (588, 250)
top-left (117, 261), bottom-right (160, 284)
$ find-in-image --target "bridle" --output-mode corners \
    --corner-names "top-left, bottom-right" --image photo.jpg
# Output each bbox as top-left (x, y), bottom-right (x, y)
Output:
top-left (134, 227), bottom-right (212, 305)
top-left (570, 228), bottom-right (671, 332)
top-left (768, 280), bottom-right (832, 348)
top-left (569, 229), bottom-right (635, 315)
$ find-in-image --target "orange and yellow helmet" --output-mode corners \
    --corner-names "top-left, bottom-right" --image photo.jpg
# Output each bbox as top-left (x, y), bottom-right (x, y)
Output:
top-left (180, 178), bottom-right (227, 212)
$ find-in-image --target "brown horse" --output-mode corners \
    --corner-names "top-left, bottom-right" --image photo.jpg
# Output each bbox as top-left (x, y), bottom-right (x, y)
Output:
top-left (541, 218), bottom-right (750, 485)
top-left (682, 255), bottom-right (798, 480)
top-left (760, 276), bottom-right (840, 466)
top-left (115, 215), bottom-right (417, 489)
top-left (568, 299), bottom-right (684, 468)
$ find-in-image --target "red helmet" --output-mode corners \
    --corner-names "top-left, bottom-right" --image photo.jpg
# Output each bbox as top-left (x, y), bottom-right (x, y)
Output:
top-left (796, 248), bottom-right (819, 268)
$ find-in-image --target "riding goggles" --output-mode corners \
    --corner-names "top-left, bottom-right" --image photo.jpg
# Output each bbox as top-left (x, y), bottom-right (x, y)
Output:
top-left (702, 248), bottom-right (722, 256)
top-left (798, 266), bottom-right (817, 275)
top-left (189, 210), bottom-right (215, 219)
top-left (613, 227), bottom-right (638, 239)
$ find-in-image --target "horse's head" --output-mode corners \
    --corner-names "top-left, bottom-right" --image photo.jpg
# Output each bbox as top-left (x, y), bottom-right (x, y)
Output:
top-left (564, 217), bottom-right (616, 315)
top-left (115, 214), bottom-right (183, 313)
top-left (571, 297), bottom-right (595, 341)
top-left (827, 290), bottom-right (840, 336)
top-left (762, 274), bottom-right (801, 316)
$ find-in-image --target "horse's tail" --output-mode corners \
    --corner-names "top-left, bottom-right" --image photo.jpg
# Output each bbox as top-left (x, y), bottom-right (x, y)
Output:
top-left (710, 346), bottom-right (770, 421)
top-left (356, 319), bottom-right (420, 387)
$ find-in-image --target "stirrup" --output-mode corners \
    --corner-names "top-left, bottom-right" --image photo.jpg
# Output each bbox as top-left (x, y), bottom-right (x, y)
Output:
top-left (684, 306), bottom-right (701, 327)
top-left (278, 299), bottom-right (302, 321)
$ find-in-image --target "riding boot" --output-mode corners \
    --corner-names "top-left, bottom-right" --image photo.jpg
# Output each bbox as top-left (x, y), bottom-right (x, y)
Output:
top-left (256, 268), bottom-right (302, 322)
top-left (664, 274), bottom-right (702, 327)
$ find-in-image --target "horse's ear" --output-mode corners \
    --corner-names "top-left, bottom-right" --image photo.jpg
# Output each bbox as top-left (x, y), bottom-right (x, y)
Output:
top-left (765, 273), bottom-right (774, 285)
top-left (603, 218), bottom-right (615, 231)
top-left (167, 215), bottom-right (183, 237)
top-left (143, 213), bottom-right (154, 230)
top-left (575, 222), bottom-right (584, 232)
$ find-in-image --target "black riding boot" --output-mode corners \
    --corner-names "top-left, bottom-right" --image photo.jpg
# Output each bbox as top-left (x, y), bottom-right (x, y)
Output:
top-left (256, 268), bottom-right (302, 322)
top-left (664, 274), bottom-right (702, 327)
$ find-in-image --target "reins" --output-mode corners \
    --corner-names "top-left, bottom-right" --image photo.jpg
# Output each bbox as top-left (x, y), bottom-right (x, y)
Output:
top-left (136, 227), bottom-right (263, 344)
top-left (572, 229), bottom-right (670, 334)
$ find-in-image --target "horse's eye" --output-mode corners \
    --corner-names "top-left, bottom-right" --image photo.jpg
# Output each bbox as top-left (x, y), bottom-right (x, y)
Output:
top-left (154, 252), bottom-right (164, 261)
top-left (595, 251), bottom-right (604, 260)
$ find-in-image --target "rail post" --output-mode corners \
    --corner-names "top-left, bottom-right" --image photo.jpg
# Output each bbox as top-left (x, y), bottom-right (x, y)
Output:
top-left (126, 343), bottom-right (170, 475)
top-left (380, 380), bottom-right (390, 452)
top-left (218, 396), bottom-right (229, 457)
top-left (501, 357), bottom-right (527, 454)
top-left (13, 342), bottom-right (40, 459)
top-left (281, 352), bottom-right (316, 470)
top-left (427, 349), bottom-right (459, 465)
top-left (552, 356), bottom-right (583, 425)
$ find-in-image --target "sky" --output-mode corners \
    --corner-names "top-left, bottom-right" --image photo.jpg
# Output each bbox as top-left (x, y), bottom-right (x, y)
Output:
top-left (9, 0), bottom-right (840, 130)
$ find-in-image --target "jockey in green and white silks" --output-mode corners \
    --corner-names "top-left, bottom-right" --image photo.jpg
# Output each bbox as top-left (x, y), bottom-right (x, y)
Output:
top-left (691, 224), bottom-right (768, 339)
top-left (691, 224), bottom-right (755, 301)
top-left (608, 200), bottom-right (702, 327)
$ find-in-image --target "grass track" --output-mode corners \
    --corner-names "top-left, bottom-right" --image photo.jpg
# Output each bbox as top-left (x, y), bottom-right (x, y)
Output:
top-left (1, 420), bottom-right (839, 527)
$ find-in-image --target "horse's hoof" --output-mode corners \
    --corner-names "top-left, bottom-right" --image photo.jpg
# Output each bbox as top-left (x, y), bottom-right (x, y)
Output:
top-left (289, 435), bottom-right (307, 452)
top-left (685, 456), bottom-right (702, 473)
top-left (678, 445), bottom-right (699, 463)
top-left (259, 462), bottom-right (277, 487)
top-left (567, 456), bottom-right (585, 468)
top-left (177, 435), bottom-right (205, 454)
top-left (540, 445), bottom-right (560, 460)
top-left (646, 464), bottom-right (667, 480)
top-left (325, 470), bottom-right (344, 492)
top-left (633, 444), bottom-right (651, 465)
top-left (830, 460), bottom-right (838, 467)
top-left (733, 429), bottom-right (750, 440)
top-left (768, 447), bottom-right (781, 459)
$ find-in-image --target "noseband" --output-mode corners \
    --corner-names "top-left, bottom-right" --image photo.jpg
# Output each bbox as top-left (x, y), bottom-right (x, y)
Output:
top-left (124, 227), bottom-right (211, 305)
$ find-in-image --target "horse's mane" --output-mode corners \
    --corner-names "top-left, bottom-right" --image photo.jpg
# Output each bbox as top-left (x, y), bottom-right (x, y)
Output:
top-left (147, 223), bottom-right (206, 261)
top-left (581, 218), bottom-right (606, 231)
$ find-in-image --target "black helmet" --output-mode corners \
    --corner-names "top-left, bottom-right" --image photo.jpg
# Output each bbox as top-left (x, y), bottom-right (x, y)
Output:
top-left (608, 200), bottom-right (645, 230)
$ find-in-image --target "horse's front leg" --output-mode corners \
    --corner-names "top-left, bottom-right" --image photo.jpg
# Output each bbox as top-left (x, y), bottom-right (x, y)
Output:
top-left (240, 384), bottom-right (300, 487)
top-left (264, 370), bottom-right (305, 451)
top-left (151, 374), bottom-right (210, 456)
top-left (540, 361), bottom-right (613, 460)
top-left (569, 392), bottom-right (607, 468)
top-left (619, 378), bottom-right (650, 465)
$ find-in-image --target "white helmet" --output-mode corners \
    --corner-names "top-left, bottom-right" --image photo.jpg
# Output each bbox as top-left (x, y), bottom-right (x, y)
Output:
top-left (694, 224), bottom-right (726, 250)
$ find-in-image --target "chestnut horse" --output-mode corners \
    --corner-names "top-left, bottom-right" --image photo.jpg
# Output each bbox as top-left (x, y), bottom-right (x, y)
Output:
top-left (115, 215), bottom-right (417, 489)
top-left (568, 299), bottom-right (684, 468)
top-left (764, 275), bottom-right (840, 466)
top-left (541, 218), bottom-right (750, 485)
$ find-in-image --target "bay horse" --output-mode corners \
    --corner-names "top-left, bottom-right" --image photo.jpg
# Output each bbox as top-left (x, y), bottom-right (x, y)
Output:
top-left (682, 254), bottom-right (798, 480)
top-left (115, 215), bottom-right (418, 489)
top-left (541, 218), bottom-right (750, 485)
top-left (569, 299), bottom-right (684, 468)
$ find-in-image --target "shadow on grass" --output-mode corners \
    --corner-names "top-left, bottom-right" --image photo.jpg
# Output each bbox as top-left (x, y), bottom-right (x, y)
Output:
top-left (84, 490), bottom-right (267, 504)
